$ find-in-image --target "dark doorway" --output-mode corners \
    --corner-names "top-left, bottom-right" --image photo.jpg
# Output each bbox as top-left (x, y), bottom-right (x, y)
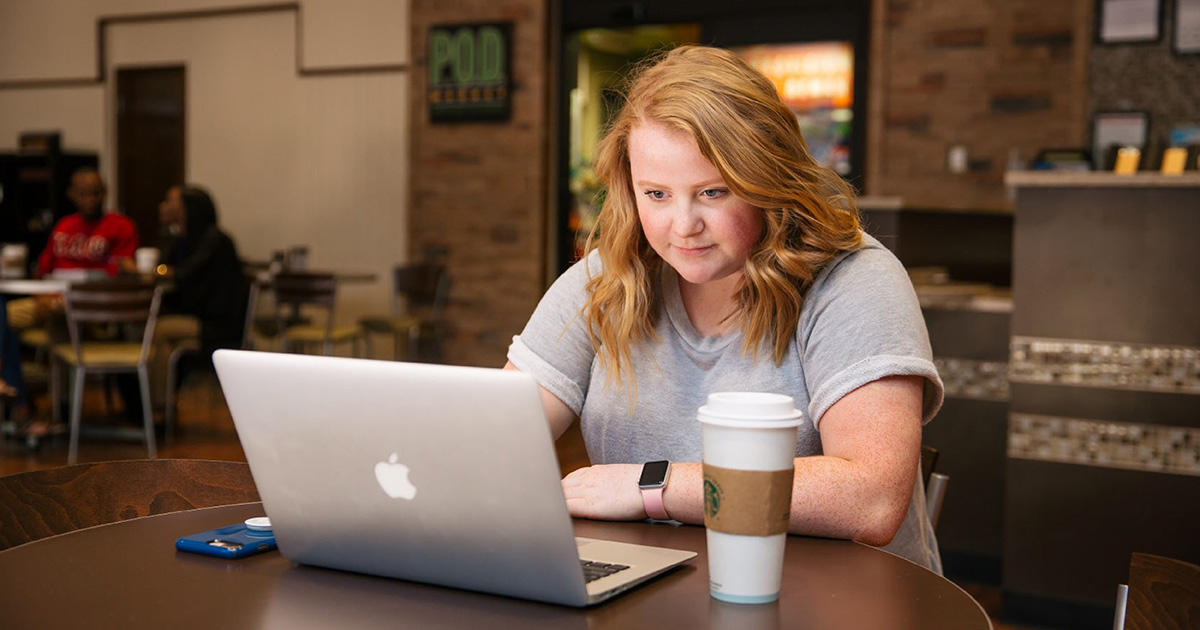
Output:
top-left (117, 66), bottom-right (185, 248)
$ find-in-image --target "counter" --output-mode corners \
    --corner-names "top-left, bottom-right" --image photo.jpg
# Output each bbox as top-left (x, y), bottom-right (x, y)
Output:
top-left (1002, 172), bottom-right (1200, 625)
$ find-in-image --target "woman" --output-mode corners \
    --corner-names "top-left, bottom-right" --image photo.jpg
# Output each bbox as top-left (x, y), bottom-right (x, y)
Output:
top-left (161, 186), bottom-right (248, 365)
top-left (505, 46), bottom-right (944, 571)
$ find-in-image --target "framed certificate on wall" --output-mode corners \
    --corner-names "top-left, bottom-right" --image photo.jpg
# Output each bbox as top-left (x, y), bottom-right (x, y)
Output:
top-left (1097, 0), bottom-right (1163, 44)
top-left (1175, 0), bottom-right (1200, 53)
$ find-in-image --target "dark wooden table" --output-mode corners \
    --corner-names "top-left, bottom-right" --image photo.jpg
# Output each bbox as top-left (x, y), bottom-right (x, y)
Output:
top-left (0, 503), bottom-right (991, 629)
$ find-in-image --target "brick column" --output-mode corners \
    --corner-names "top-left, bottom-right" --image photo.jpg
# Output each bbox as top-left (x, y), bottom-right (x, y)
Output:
top-left (410, 0), bottom-right (550, 367)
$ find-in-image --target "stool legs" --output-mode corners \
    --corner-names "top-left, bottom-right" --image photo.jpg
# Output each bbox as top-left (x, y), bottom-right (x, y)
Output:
top-left (137, 366), bottom-right (156, 459)
top-left (50, 357), bottom-right (62, 426)
top-left (67, 367), bottom-right (85, 464)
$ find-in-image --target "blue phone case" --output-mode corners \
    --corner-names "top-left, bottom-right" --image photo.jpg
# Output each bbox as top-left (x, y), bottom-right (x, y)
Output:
top-left (176, 522), bottom-right (278, 559)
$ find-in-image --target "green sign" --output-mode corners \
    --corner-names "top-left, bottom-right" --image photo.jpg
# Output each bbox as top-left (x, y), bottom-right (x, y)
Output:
top-left (428, 23), bottom-right (511, 122)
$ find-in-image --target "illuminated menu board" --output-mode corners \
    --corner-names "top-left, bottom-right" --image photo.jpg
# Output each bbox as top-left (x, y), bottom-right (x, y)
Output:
top-left (732, 42), bottom-right (854, 176)
top-left (427, 23), bottom-right (512, 123)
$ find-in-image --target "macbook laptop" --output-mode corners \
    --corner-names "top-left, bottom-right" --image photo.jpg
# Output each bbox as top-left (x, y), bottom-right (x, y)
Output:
top-left (213, 350), bottom-right (696, 607)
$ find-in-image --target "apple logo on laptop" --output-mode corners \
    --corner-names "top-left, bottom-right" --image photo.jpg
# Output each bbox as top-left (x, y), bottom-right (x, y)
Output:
top-left (375, 453), bottom-right (417, 500)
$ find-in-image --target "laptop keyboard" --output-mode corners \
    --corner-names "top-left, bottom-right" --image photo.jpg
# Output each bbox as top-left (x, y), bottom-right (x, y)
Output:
top-left (581, 560), bottom-right (630, 583)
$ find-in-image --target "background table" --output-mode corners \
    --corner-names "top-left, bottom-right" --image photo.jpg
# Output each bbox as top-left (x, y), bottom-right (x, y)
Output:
top-left (0, 279), bottom-right (69, 295)
top-left (245, 269), bottom-right (379, 285)
top-left (0, 503), bottom-right (991, 629)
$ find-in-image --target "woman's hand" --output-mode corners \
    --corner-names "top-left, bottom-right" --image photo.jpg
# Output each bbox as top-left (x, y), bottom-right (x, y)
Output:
top-left (116, 257), bottom-right (138, 274)
top-left (561, 464), bottom-right (646, 521)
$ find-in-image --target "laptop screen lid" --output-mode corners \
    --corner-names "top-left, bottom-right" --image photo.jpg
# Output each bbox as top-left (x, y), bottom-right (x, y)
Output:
top-left (213, 350), bottom-right (592, 606)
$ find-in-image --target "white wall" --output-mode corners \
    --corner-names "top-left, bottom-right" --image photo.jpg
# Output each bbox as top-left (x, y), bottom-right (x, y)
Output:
top-left (0, 85), bottom-right (105, 151)
top-left (0, 0), bottom-right (410, 334)
top-left (0, 0), bottom-right (409, 79)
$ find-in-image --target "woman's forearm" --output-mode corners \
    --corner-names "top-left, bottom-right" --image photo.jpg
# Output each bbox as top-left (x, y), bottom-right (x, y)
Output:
top-left (662, 457), bottom-right (914, 546)
top-left (560, 380), bottom-right (925, 541)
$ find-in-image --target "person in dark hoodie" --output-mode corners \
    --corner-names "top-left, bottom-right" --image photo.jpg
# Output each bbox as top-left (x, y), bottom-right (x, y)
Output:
top-left (160, 185), bottom-right (249, 368)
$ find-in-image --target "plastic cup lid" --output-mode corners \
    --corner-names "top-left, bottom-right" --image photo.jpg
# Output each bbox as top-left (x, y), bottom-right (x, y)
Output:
top-left (702, 392), bottom-right (800, 418)
top-left (245, 517), bottom-right (272, 531)
top-left (698, 392), bottom-right (803, 427)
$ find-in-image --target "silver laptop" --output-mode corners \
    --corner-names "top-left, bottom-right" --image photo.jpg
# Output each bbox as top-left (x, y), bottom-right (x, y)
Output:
top-left (213, 350), bottom-right (695, 607)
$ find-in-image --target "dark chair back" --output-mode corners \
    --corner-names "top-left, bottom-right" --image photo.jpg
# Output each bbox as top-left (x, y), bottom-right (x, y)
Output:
top-left (920, 444), bottom-right (948, 530)
top-left (392, 263), bottom-right (450, 361)
top-left (63, 279), bottom-right (158, 321)
top-left (0, 459), bottom-right (259, 551)
top-left (392, 262), bottom-right (449, 321)
top-left (62, 279), bottom-right (163, 364)
top-left (920, 444), bottom-right (939, 487)
top-left (1126, 552), bottom-right (1200, 630)
top-left (241, 279), bottom-right (260, 350)
top-left (63, 279), bottom-right (159, 324)
top-left (273, 271), bottom-right (338, 338)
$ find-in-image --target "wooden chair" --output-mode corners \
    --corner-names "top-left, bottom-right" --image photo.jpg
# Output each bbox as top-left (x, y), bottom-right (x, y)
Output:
top-left (920, 444), bottom-right (949, 530)
top-left (52, 280), bottom-right (162, 464)
top-left (163, 280), bottom-right (260, 442)
top-left (359, 262), bottom-right (450, 361)
top-left (920, 444), bottom-right (939, 486)
top-left (1115, 552), bottom-right (1200, 630)
top-left (152, 314), bottom-right (200, 428)
top-left (0, 459), bottom-right (259, 551)
top-left (273, 272), bottom-right (363, 356)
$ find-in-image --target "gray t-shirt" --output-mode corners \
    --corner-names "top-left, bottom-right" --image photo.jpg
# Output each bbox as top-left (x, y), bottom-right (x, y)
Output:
top-left (507, 233), bottom-right (945, 572)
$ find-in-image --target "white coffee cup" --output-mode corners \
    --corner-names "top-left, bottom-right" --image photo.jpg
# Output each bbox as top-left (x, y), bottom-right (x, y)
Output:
top-left (135, 247), bottom-right (160, 275)
top-left (698, 392), bottom-right (803, 604)
top-left (1, 243), bottom-right (28, 279)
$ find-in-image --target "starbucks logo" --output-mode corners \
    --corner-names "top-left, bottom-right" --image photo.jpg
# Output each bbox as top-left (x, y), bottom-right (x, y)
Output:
top-left (704, 479), bottom-right (722, 518)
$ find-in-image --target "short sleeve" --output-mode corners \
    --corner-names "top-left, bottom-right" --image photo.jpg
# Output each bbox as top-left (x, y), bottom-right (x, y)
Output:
top-left (507, 252), bottom-right (600, 415)
top-left (798, 240), bottom-right (944, 429)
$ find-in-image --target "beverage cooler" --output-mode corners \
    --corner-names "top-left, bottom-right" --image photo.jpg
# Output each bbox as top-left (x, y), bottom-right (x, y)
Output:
top-left (552, 0), bottom-right (870, 274)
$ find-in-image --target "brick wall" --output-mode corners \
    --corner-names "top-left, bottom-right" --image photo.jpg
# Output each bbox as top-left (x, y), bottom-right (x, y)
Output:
top-left (869, 0), bottom-right (1093, 210)
top-left (411, 0), bottom-right (1158, 366)
top-left (409, 0), bottom-right (549, 367)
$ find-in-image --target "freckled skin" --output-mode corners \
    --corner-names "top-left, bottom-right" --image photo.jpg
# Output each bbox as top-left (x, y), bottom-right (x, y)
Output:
top-left (628, 121), bottom-right (765, 336)
top-left (629, 122), bottom-right (763, 292)
top-left (547, 374), bottom-right (923, 546)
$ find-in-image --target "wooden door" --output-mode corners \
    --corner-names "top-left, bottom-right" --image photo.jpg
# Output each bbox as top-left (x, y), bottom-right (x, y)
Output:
top-left (117, 66), bottom-right (185, 249)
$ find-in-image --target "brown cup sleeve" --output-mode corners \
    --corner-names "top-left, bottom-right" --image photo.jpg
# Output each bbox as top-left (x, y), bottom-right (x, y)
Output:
top-left (702, 464), bottom-right (795, 536)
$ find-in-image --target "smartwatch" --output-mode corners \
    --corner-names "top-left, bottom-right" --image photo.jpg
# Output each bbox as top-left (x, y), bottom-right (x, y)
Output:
top-left (638, 460), bottom-right (672, 520)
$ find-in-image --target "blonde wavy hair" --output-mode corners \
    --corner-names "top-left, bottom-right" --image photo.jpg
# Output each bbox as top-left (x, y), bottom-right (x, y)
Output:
top-left (584, 45), bottom-right (862, 389)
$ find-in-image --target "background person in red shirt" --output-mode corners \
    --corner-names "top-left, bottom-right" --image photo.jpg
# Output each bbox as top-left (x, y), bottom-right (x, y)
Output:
top-left (37, 168), bottom-right (138, 277)
top-left (3, 168), bottom-right (143, 434)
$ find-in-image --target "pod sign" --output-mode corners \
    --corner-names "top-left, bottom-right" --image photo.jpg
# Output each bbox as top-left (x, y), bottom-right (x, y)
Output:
top-left (428, 23), bottom-right (512, 122)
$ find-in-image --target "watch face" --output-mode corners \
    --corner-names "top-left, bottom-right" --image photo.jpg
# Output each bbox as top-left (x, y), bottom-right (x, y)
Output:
top-left (638, 460), bottom-right (670, 488)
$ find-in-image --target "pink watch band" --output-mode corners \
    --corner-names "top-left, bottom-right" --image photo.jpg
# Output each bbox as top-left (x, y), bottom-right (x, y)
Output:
top-left (641, 486), bottom-right (670, 521)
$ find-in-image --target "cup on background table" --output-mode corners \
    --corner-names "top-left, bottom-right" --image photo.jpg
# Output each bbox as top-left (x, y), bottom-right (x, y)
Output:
top-left (135, 247), bottom-right (160, 275)
top-left (285, 246), bottom-right (308, 271)
top-left (699, 392), bottom-right (803, 604)
top-left (1, 243), bottom-right (28, 278)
